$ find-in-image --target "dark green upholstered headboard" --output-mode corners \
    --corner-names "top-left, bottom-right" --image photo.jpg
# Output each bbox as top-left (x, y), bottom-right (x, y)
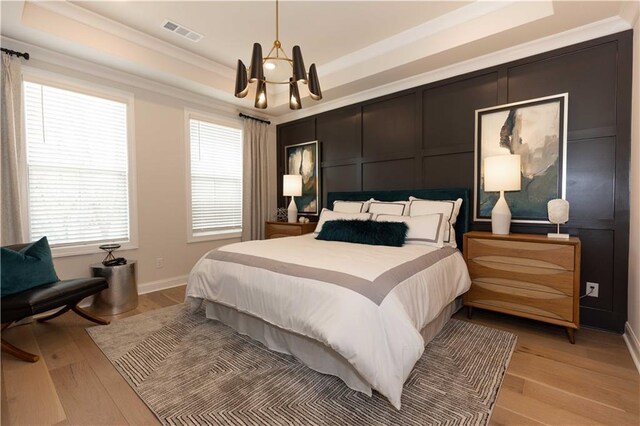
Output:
top-left (326, 188), bottom-right (470, 250)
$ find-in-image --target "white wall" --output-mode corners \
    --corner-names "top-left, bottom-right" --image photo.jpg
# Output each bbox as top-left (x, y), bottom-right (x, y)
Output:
top-left (13, 50), bottom-right (277, 293)
top-left (626, 16), bottom-right (640, 372)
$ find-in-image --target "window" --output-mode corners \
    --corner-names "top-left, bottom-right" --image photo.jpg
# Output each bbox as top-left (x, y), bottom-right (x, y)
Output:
top-left (187, 114), bottom-right (243, 240)
top-left (23, 78), bottom-right (135, 254)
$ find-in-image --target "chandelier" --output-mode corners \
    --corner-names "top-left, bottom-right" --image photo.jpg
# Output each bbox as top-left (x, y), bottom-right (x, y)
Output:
top-left (234, 0), bottom-right (322, 110)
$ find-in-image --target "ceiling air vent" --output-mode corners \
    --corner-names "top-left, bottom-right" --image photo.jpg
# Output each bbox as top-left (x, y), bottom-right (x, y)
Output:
top-left (162, 20), bottom-right (203, 42)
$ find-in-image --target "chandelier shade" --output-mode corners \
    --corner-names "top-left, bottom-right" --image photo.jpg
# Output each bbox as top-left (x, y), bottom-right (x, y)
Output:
top-left (255, 79), bottom-right (268, 109)
top-left (308, 64), bottom-right (322, 100)
top-left (233, 0), bottom-right (321, 110)
top-left (291, 46), bottom-right (307, 83)
top-left (289, 78), bottom-right (302, 110)
top-left (234, 60), bottom-right (249, 98)
top-left (249, 43), bottom-right (264, 83)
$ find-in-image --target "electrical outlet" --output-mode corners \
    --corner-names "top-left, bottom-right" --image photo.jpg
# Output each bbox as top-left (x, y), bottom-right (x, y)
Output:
top-left (155, 257), bottom-right (164, 269)
top-left (586, 282), bottom-right (599, 298)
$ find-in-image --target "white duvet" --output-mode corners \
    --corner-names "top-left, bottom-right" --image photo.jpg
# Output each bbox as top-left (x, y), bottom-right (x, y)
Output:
top-left (186, 234), bottom-right (471, 409)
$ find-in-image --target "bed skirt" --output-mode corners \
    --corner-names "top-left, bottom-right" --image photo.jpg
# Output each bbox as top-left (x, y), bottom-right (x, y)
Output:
top-left (202, 297), bottom-right (463, 396)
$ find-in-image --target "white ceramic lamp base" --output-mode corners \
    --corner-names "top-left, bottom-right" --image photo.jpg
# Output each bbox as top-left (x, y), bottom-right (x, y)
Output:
top-left (287, 197), bottom-right (298, 223)
top-left (491, 191), bottom-right (512, 235)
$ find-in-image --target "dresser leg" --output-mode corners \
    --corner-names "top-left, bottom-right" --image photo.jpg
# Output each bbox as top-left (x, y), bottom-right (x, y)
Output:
top-left (466, 306), bottom-right (473, 319)
top-left (566, 327), bottom-right (576, 344)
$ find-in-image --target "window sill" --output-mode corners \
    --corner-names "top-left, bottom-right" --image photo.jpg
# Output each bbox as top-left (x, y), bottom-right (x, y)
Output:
top-left (51, 241), bottom-right (138, 258)
top-left (188, 230), bottom-right (242, 243)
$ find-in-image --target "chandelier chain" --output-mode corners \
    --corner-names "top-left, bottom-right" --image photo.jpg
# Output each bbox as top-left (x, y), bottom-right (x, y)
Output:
top-left (275, 0), bottom-right (279, 51)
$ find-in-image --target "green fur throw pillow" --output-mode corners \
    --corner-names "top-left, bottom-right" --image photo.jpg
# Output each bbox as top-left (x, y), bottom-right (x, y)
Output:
top-left (315, 220), bottom-right (408, 247)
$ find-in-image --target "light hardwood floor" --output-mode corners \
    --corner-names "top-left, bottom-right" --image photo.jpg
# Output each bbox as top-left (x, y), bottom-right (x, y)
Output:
top-left (1, 285), bottom-right (638, 425)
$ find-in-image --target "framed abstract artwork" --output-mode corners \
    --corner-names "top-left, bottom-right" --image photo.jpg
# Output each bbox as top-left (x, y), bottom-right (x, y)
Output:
top-left (284, 140), bottom-right (320, 216)
top-left (474, 93), bottom-right (568, 223)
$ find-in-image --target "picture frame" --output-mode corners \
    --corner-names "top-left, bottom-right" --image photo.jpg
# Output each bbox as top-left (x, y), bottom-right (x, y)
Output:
top-left (474, 93), bottom-right (568, 223)
top-left (284, 140), bottom-right (320, 216)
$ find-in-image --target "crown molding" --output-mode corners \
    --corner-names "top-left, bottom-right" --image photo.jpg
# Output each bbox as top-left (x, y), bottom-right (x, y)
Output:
top-left (16, 0), bottom-right (553, 111)
top-left (0, 35), bottom-right (272, 123)
top-left (34, 1), bottom-right (234, 78)
top-left (619, 1), bottom-right (640, 27)
top-left (271, 0), bottom-right (553, 107)
top-left (5, 5), bottom-right (631, 124)
top-left (317, 1), bottom-right (545, 77)
top-left (273, 16), bottom-right (631, 125)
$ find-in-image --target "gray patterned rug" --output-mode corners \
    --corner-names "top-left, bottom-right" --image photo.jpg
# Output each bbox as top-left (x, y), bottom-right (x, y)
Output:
top-left (87, 304), bottom-right (516, 426)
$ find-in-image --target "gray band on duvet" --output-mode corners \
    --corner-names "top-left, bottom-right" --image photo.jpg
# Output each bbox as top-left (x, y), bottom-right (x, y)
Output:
top-left (206, 247), bottom-right (458, 305)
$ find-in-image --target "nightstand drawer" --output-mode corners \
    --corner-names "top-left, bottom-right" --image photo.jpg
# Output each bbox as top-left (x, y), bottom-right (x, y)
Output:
top-left (267, 223), bottom-right (302, 238)
top-left (466, 281), bottom-right (573, 322)
top-left (265, 222), bottom-right (316, 239)
top-left (467, 259), bottom-right (574, 295)
top-left (467, 238), bottom-right (574, 271)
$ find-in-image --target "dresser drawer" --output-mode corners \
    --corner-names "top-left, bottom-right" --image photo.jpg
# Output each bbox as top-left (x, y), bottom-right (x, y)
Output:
top-left (466, 281), bottom-right (574, 322)
top-left (467, 259), bottom-right (574, 295)
top-left (467, 238), bottom-right (574, 271)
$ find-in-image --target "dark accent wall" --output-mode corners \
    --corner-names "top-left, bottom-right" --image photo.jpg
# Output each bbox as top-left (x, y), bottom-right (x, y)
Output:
top-left (277, 31), bottom-right (633, 333)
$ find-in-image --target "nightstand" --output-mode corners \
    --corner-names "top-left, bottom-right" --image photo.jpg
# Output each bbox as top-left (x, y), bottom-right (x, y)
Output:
top-left (265, 221), bottom-right (316, 239)
top-left (463, 231), bottom-right (581, 343)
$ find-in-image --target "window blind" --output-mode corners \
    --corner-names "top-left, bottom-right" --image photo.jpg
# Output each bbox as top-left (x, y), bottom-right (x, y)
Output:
top-left (24, 81), bottom-right (131, 247)
top-left (189, 118), bottom-right (242, 235)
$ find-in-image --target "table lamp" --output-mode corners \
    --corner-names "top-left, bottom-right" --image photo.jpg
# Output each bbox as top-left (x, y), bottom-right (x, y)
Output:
top-left (283, 174), bottom-right (302, 223)
top-left (484, 154), bottom-right (521, 235)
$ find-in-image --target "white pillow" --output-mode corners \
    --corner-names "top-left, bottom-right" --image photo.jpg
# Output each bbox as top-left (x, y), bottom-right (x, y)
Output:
top-left (333, 200), bottom-right (370, 213)
top-left (314, 208), bottom-right (371, 234)
top-left (368, 200), bottom-right (409, 216)
top-left (376, 213), bottom-right (446, 248)
top-left (408, 197), bottom-right (463, 247)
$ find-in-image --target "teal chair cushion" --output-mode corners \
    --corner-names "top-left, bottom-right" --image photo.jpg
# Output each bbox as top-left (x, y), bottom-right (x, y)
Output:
top-left (1, 237), bottom-right (59, 296)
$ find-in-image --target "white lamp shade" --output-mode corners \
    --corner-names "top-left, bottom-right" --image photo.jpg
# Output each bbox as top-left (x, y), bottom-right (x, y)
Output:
top-left (484, 155), bottom-right (522, 192)
top-left (283, 174), bottom-right (302, 196)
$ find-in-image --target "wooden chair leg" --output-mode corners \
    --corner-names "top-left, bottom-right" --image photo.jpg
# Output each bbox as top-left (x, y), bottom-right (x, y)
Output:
top-left (71, 305), bottom-right (110, 325)
top-left (1, 323), bottom-right (39, 362)
top-left (36, 306), bottom-right (71, 323)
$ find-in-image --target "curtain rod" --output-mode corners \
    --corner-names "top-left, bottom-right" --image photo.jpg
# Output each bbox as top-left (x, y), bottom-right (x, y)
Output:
top-left (1, 48), bottom-right (30, 60)
top-left (239, 113), bottom-right (271, 125)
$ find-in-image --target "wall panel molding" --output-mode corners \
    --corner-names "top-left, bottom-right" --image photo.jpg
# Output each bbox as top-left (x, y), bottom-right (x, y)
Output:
top-left (277, 30), bottom-right (633, 332)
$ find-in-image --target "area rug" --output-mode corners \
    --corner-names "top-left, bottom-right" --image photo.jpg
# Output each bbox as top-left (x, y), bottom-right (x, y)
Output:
top-left (88, 304), bottom-right (516, 425)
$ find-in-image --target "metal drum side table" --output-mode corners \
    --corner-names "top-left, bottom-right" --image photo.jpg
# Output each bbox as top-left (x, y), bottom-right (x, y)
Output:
top-left (89, 260), bottom-right (138, 315)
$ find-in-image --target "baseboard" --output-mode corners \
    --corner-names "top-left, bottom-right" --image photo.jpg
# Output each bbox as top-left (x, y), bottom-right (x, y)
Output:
top-left (623, 322), bottom-right (640, 374)
top-left (137, 275), bottom-right (188, 295)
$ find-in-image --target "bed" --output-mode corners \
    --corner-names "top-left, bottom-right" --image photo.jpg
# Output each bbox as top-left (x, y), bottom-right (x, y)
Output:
top-left (186, 188), bottom-right (471, 409)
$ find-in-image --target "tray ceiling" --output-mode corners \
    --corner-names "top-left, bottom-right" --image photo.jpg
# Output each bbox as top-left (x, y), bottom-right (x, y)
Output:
top-left (0, 1), bottom-right (636, 119)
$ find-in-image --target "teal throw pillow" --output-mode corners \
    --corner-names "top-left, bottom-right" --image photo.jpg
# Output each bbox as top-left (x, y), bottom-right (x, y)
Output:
top-left (316, 220), bottom-right (408, 247)
top-left (1, 237), bottom-right (59, 296)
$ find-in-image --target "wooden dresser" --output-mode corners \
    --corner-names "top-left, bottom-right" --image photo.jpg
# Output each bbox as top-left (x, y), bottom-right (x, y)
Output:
top-left (265, 221), bottom-right (316, 239)
top-left (463, 231), bottom-right (581, 343)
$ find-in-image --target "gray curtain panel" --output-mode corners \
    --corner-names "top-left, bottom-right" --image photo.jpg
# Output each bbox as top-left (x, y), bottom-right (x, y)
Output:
top-left (1, 54), bottom-right (26, 245)
top-left (241, 118), bottom-right (269, 241)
